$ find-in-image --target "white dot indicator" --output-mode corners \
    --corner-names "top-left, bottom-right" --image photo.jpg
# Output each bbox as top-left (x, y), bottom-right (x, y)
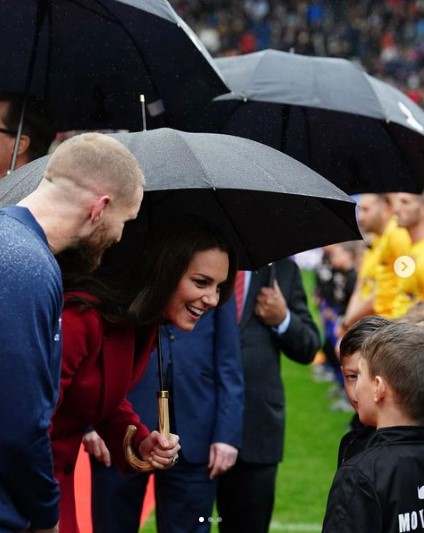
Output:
top-left (198, 517), bottom-right (204, 523)
top-left (394, 255), bottom-right (416, 278)
top-left (208, 517), bottom-right (213, 522)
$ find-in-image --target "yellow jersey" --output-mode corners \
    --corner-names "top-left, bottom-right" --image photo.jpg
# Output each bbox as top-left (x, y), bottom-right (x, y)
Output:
top-left (358, 236), bottom-right (382, 301)
top-left (373, 217), bottom-right (411, 317)
top-left (391, 238), bottom-right (424, 318)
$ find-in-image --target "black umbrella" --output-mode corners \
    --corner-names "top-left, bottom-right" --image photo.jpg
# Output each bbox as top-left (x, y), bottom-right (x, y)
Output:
top-left (1, 128), bottom-right (361, 465)
top-left (185, 49), bottom-right (424, 195)
top-left (0, 0), bottom-right (228, 135)
top-left (0, 128), bottom-right (361, 270)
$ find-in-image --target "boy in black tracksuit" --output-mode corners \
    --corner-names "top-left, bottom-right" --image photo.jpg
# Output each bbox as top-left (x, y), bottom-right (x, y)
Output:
top-left (322, 321), bottom-right (424, 533)
top-left (336, 315), bottom-right (391, 467)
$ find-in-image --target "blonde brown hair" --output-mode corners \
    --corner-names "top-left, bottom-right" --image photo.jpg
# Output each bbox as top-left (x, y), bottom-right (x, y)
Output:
top-left (44, 132), bottom-right (144, 203)
top-left (362, 322), bottom-right (424, 421)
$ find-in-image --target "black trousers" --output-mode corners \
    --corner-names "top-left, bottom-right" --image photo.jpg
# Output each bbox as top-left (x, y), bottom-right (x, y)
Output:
top-left (90, 454), bottom-right (217, 533)
top-left (216, 459), bottom-right (278, 533)
top-left (90, 456), bottom-right (149, 533)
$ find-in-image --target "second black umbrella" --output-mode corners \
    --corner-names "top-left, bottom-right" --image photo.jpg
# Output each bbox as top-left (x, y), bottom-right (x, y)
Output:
top-left (186, 49), bottom-right (424, 195)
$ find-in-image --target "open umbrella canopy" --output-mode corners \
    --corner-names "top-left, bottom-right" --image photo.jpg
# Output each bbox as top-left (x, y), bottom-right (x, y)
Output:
top-left (0, 0), bottom-right (228, 131)
top-left (0, 128), bottom-right (361, 270)
top-left (186, 49), bottom-right (424, 195)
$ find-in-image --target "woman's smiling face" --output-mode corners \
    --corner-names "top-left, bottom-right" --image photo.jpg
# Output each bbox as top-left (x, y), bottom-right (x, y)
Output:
top-left (163, 248), bottom-right (229, 331)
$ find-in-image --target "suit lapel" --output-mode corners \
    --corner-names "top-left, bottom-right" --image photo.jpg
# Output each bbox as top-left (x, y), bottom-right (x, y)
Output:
top-left (240, 268), bottom-right (270, 327)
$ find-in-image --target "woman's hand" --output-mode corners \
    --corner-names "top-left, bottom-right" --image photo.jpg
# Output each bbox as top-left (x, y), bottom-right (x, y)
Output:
top-left (82, 430), bottom-right (111, 467)
top-left (139, 431), bottom-right (181, 469)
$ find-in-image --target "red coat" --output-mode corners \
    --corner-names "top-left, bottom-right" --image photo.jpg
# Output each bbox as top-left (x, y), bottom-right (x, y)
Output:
top-left (51, 292), bottom-right (156, 533)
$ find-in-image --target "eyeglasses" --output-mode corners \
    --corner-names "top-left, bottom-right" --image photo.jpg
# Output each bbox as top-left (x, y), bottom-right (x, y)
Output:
top-left (0, 127), bottom-right (17, 136)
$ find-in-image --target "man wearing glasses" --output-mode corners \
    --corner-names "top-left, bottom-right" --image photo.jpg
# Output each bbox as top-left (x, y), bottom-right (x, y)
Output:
top-left (0, 92), bottom-right (56, 178)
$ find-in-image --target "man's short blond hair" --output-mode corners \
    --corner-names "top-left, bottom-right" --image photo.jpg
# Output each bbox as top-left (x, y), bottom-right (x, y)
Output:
top-left (44, 132), bottom-right (144, 203)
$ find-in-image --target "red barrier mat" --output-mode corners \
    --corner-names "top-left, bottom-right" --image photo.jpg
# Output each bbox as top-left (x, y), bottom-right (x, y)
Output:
top-left (75, 445), bottom-right (155, 531)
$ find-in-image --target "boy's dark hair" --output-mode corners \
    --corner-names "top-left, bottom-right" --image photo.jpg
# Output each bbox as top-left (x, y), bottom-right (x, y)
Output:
top-left (362, 322), bottom-right (424, 421)
top-left (0, 92), bottom-right (56, 160)
top-left (339, 315), bottom-right (392, 359)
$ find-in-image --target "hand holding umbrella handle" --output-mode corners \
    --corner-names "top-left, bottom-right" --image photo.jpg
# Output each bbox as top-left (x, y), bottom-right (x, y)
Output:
top-left (124, 390), bottom-right (170, 472)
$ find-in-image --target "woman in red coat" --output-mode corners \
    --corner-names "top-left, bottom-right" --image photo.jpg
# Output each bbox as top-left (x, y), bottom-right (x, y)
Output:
top-left (51, 215), bottom-right (237, 533)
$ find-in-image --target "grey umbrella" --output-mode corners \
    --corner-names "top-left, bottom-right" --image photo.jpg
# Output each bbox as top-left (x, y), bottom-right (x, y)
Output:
top-left (1, 127), bottom-right (362, 456)
top-left (0, 128), bottom-right (361, 270)
top-left (185, 49), bottom-right (424, 195)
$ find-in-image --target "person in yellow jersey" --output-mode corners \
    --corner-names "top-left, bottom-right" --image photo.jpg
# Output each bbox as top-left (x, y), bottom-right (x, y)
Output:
top-left (372, 194), bottom-right (410, 317)
top-left (337, 194), bottom-right (409, 336)
top-left (392, 193), bottom-right (424, 318)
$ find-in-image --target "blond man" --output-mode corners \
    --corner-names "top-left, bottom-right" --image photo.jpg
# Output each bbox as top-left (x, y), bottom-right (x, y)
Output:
top-left (0, 133), bottom-right (144, 533)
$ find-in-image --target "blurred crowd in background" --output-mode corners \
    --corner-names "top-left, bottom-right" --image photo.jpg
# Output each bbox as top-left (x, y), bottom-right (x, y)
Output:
top-left (170, 0), bottom-right (424, 106)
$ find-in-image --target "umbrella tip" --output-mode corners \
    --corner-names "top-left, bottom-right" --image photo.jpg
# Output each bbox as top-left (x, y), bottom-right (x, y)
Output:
top-left (139, 94), bottom-right (147, 132)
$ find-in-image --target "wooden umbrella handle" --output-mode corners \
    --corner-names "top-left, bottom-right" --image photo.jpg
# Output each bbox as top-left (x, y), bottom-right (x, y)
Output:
top-left (156, 390), bottom-right (170, 438)
top-left (123, 390), bottom-right (170, 472)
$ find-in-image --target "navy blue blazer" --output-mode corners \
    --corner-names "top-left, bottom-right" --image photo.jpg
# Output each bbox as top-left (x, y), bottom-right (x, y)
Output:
top-left (128, 296), bottom-right (244, 464)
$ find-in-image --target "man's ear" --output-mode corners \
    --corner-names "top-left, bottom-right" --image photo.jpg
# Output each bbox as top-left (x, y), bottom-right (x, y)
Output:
top-left (374, 375), bottom-right (386, 402)
top-left (89, 195), bottom-right (110, 223)
top-left (16, 134), bottom-right (30, 157)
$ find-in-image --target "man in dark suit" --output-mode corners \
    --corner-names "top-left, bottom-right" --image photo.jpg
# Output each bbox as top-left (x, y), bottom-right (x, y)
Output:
top-left (88, 297), bottom-right (243, 533)
top-left (217, 259), bottom-right (321, 533)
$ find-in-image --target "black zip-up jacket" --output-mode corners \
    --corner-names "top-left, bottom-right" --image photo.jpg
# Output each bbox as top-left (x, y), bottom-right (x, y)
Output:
top-left (322, 426), bottom-right (424, 533)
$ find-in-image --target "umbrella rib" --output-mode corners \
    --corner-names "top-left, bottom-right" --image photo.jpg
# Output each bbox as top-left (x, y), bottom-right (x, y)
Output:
top-left (66, 0), bottom-right (120, 23)
top-left (241, 139), bottom-right (357, 201)
top-left (208, 188), bottom-right (257, 268)
top-left (66, 0), bottom-right (165, 105)
top-left (177, 134), bottom-right (215, 188)
top-left (92, 0), bottom-right (163, 109)
top-left (185, 133), bottom-right (286, 193)
top-left (319, 198), bottom-right (361, 237)
top-left (364, 74), bottom-right (391, 120)
top-left (185, 134), bottom-right (287, 193)
top-left (10, 0), bottom-right (50, 172)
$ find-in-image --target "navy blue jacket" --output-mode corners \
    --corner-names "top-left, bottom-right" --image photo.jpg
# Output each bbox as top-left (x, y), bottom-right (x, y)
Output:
top-left (0, 207), bottom-right (61, 531)
top-left (128, 297), bottom-right (244, 463)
